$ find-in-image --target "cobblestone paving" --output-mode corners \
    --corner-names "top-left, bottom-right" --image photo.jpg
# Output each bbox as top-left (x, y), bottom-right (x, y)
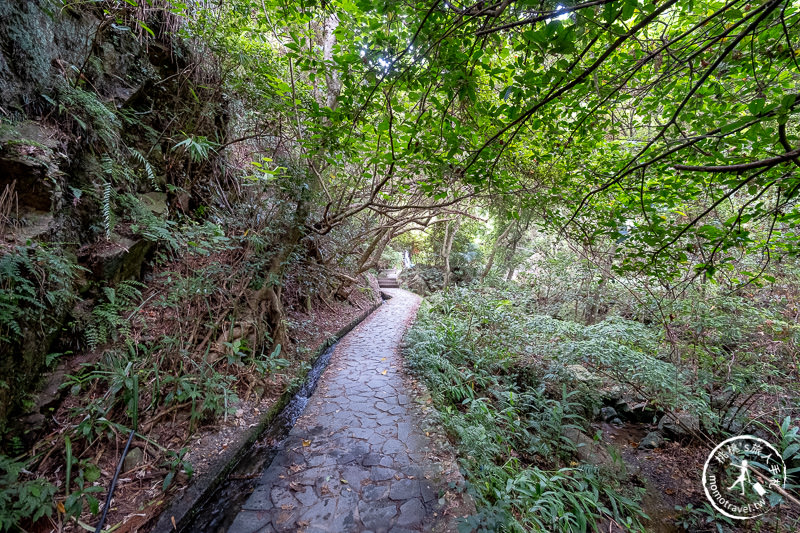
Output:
top-left (228, 289), bottom-right (451, 533)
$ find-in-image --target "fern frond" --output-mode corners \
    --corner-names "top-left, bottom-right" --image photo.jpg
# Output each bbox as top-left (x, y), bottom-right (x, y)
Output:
top-left (85, 280), bottom-right (145, 349)
top-left (103, 182), bottom-right (113, 240)
top-left (130, 148), bottom-right (159, 191)
top-left (101, 155), bottom-right (115, 177)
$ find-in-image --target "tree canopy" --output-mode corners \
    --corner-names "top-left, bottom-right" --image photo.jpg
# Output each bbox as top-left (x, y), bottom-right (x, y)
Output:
top-left (177, 0), bottom-right (800, 285)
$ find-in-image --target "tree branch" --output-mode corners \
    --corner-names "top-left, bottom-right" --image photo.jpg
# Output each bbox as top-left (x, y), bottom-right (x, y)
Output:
top-left (673, 147), bottom-right (800, 172)
top-left (476, 0), bottom-right (616, 35)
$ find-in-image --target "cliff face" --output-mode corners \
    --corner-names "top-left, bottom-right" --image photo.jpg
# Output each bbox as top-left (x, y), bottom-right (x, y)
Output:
top-left (0, 1), bottom-right (225, 429)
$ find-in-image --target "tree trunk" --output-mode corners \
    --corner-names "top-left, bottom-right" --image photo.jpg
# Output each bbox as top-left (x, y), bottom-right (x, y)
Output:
top-left (441, 218), bottom-right (461, 288)
top-left (252, 192), bottom-right (312, 349)
top-left (584, 244), bottom-right (615, 324)
top-left (481, 223), bottom-right (511, 282)
top-left (254, 13), bottom-right (340, 351)
top-left (584, 276), bottom-right (605, 325)
top-left (356, 227), bottom-right (391, 273)
top-left (362, 228), bottom-right (395, 273)
top-left (504, 232), bottom-right (520, 281)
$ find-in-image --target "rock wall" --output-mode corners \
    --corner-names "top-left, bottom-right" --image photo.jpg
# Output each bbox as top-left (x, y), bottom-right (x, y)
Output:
top-left (0, 1), bottom-right (226, 429)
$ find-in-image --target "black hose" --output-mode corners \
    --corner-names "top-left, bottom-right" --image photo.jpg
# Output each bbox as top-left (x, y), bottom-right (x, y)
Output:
top-left (94, 428), bottom-right (136, 533)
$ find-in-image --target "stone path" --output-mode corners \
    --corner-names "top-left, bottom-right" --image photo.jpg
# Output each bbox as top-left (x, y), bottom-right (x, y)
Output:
top-left (228, 289), bottom-right (453, 533)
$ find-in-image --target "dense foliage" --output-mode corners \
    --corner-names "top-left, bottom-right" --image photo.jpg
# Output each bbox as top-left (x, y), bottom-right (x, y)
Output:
top-left (405, 286), bottom-right (650, 531)
top-left (404, 278), bottom-right (800, 531)
top-left (1, 0), bottom-right (799, 530)
top-left (238, 0), bottom-right (800, 280)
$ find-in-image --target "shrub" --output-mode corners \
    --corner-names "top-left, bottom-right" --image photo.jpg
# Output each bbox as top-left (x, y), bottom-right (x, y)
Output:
top-left (0, 455), bottom-right (56, 531)
top-left (404, 287), bottom-right (648, 531)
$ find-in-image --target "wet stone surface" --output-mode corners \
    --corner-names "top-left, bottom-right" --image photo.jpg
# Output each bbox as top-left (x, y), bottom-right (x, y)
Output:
top-left (228, 289), bottom-right (448, 533)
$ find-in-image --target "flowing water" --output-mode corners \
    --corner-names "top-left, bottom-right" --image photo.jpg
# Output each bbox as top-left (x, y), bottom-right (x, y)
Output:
top-left (183, 335), bottom-right (684, 533)
top-left (183, 342), bottom-right (339, 533)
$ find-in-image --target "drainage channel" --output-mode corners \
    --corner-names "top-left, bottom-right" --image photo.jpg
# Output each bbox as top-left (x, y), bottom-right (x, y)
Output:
top-left (182, 342), bottom-right (339, 533)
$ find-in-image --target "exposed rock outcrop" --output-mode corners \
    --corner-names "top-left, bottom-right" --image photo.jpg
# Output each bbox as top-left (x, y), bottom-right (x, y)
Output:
top-left (0, 0), bottom-right (226, 431)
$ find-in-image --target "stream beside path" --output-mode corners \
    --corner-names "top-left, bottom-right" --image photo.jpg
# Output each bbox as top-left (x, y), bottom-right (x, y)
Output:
top-left (190, 289), bottom-right (461, 533)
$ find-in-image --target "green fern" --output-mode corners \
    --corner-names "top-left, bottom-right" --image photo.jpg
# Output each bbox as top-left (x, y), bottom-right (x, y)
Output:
top-left (51, 82), bottom-right (120, 148)
top-left (129, 148), bottom-right (159, 191)
top-left (85, 281), bottom-right (145, 350)
top-left (405, 287), bottom-right (649, 532)
top-left (102, 182), bottom-right (113, 240)
top-left (0, 252), bottom-right (41, 341)
top-left (0, 246), bottom-right (81, 343)
top-left (117, 193), bottom-right (179, 250)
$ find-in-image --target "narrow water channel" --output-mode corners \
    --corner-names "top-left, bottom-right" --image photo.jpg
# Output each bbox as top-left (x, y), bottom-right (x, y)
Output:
top-left (183, 342), bottom-right (339, 532)
top-left (599, 421), bottom-right (683, 533)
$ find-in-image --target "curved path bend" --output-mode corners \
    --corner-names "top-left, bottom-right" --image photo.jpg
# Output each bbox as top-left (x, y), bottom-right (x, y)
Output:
top-left (228, 289), bottom-right (456, 533)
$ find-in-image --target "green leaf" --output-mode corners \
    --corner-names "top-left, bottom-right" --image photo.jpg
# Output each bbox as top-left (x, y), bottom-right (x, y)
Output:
top-left (748, 98), bottom-right (765, 115)
top-left (136, 21), bottom-right (155, 38)
top-left (88, 495), bottom-right (99, 515)
top-left (163, 471), bottom-right (175, 492)
top-left (782, 443), bottom-right (800, 460)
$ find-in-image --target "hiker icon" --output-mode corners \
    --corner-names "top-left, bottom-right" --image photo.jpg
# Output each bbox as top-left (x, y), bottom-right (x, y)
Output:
top-left (703, 435), bottom-right (786, 519)
top-left (728, 459), bottom-right (751, 495)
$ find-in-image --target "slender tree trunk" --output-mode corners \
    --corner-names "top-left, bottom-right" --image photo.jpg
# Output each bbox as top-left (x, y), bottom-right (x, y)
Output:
top-left (357, 227), bottom-right (395, 274)
top-left (585, 276), bottom-right (606, 324)
top-left (441, 218), bottom-right (461, 288)
top-left (440, 222), bottom-right (450, 266)
top-left (357, 227), bottom-right (390, 272)
top-left (252, 13), bottom-right (341, 352)
top-left (481, 223), bottom-right (511, 282)
top-left (504, 233), bottom-right (520, 281)
top-left (255, 192), bottom-right (313, 349)
top-left (584, 244), bottom-right (616, 324)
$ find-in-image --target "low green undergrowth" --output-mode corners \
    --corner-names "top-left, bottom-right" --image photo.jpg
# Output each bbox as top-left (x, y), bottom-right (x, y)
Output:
top-left (405, 280), bottom-right (800, 531)
top-left (0, 244), bottom-right (82, 345)
top-left (0, 455), bottom-right (56, 531)
top-left (0, 219), bottom-right (291, 530)
top-left (404, 286), bottom-right (652, 532)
